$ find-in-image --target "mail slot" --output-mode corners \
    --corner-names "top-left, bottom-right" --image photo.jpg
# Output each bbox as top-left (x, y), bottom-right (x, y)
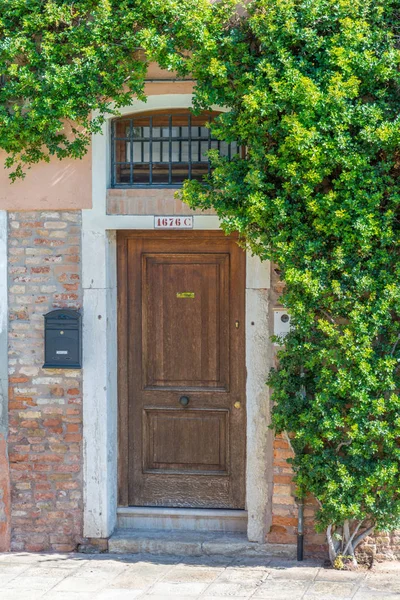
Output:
top-left (43, 309), bottom-right (82, 369)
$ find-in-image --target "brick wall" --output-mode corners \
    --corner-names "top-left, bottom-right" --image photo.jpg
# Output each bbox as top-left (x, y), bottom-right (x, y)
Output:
top-left (265, 433), bottom-right (326, 555)
top-left (4, 212), bottom-right (399, 558)
top-left (107, 188), bottom-right (215, 215)
top-left (7, 211), bottom-right (83, 552)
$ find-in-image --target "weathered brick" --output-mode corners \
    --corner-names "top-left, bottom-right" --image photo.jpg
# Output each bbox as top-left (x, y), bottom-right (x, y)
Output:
top-left (7, 210), bottom-right (83, 552)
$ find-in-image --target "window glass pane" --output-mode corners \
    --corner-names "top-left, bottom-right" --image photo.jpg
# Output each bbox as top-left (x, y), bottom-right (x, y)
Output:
top-left (132, 165), bottom-right (149, 184)
top-left (133, 142), bottom-right (142, 162)
top-left (171, 141), bottom-right (180, 162)
top-left (191, 127), bottom-right (201, 138)
top-left (116, 164), bottom-right (131, 184)
top-left (115, 120), bottom-right (130, 138)
top-left (152, 164), bottom-right (170, 184)
top-left (171, 164), bottom-right (188, 183)
top-left (200, 141), bottom-right (209, 161)
top-left (152, 127), bottom-right (161, 138)
top-left (115, 140), bottom-right (129, 163)
top-left (200, 126), bottom-right (209, 138)
top-left (170, 127), bottom-right (179, 138)
top-left (152, 141), bottom-right (161, 162)
top-left (190, 140), bottom-right (198, 161)
top-left (159, 142), bottom-right (167, 162)
top-left (191, 164), bottom-right (208, 181)
top-left (143, 142), bottom-right (150, 162)
top-left (181, 141), bottom-right (189, 162)
top-left (231, 141), bottom-right (238, 155)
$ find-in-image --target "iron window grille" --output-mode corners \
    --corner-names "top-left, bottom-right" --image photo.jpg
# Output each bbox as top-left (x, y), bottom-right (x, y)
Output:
top-left (111, 111), bottom-right (239, 187)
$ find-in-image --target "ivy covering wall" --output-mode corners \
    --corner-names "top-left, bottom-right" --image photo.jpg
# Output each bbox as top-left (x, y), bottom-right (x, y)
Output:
top-left (179, 0), bottom-right (400, 565)
top-left (1, 0), bottom-right (399, 566)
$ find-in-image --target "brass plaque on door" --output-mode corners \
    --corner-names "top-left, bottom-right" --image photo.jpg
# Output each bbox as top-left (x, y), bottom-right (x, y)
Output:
top-left (176, 292), bottom-right (195, 299)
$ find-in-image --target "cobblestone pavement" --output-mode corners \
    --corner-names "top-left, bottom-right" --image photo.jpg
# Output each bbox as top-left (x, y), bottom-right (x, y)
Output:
top-left (0, 552), bottom-right (399, 599)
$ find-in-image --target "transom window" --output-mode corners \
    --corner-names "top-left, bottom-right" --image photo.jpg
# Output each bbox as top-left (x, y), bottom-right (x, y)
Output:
top-left (111, 110), bottom-right (239, 187)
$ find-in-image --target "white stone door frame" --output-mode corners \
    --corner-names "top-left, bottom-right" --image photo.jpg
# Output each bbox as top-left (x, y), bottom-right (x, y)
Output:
top-left (82, 94), bottom-right (274, 543)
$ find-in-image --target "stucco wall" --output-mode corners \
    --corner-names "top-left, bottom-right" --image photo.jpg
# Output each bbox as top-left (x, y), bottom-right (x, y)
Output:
top-left (0, 68), bottom-right (192, 213)
top-left (0, 152), bottom-right (92, 212)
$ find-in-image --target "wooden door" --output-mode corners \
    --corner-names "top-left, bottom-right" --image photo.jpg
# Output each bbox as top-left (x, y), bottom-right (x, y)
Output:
top-left (118, 231), bottom-right (246, 508)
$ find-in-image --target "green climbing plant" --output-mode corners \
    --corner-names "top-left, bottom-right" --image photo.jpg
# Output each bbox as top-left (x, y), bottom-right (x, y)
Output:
top-left (1, 0), bottom-right (400, 568)
top-left (0, 0), bottom-right (210, 180)
top-left (179, 0), bottom-right (400, 566)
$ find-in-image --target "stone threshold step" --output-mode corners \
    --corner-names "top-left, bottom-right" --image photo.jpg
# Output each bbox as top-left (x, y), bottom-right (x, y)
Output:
top-left (117, 507), bottom-right (248, 532)
top-left (108, 529), bottom-right (297, 559)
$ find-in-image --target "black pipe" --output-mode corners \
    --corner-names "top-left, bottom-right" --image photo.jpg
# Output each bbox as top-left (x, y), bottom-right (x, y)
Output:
top-left (297, 499), bottom-right (304, 561)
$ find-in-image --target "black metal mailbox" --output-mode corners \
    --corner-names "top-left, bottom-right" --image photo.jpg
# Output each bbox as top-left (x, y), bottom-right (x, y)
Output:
top-left (43, 309), bottom-right (82, 369)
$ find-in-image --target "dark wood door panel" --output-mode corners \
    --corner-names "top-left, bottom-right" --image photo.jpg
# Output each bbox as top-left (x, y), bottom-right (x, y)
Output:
top-left (137, 474), bottom-right (232, 509)
top-left (117, 230), bottom-right (246, 509)
top-left (143, 253), bottom-right (229, 390)
top-left (143, 408), bottom-right (228, 473)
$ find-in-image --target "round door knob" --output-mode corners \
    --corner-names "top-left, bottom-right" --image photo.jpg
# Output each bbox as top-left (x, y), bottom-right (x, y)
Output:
top-left (179, 396), bottom-right (190, 407)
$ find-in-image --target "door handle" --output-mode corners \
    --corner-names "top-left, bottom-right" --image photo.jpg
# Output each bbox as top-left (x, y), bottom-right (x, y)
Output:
top-left (179, 396), bottom-right (190, 407)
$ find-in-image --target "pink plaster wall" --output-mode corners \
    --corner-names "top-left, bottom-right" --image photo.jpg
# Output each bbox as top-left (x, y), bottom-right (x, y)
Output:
top-left (0, 149), bottom-right (92, 211)
top-left (0, 70), bottom-right (193, 212)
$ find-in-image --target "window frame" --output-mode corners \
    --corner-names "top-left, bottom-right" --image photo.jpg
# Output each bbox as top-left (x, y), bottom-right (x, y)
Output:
top-left (110, 109), bottom-right (238, 189)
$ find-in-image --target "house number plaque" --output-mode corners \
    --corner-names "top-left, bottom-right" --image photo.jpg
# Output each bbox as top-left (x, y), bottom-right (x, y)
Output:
top-left (154, 216), bottom-right (193, 229)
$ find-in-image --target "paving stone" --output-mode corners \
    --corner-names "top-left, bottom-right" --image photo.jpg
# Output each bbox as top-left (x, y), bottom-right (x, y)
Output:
top-left (201, 596), bottom-right (250, 600)
top-left (106, 570), bottom-right (162, 590)
top-left (305, 580), bottom-right (357, 598)
top-left (147, 580), bottom-right (209, 596)
top-left (266, 565), bottom-right (320, 580)
top-left (4, 575), bottom-right (62, 592)
top-left (252, 591), bottom-right (306, 600)
top-left (36, 556), bottom-right (89, 569)
top-left (229, 556), bottom-right (272, 570)
top-left (96, 589), bottom-right (144, 599)
top-left (216, 567), bottom-right (268, 584)
top-left (203, 581), bottom-right (259, 597)
top-left (268, 558), bottom-right (322, 568)
top-left (0, 553), bottom-right (42, 564)
top-left (0, 591), bottom-right (46, 600)
top-left (179, 555), bottom-right (234, 568)
top-left (0, 563), bottom-right (32, 584)
top-left (141, 595), bottom-right (198, 600)
top-left (76, 563), bottom-right (127, 580)
top-left (371, 563), bottom-right (400, 573)
top-left (0, 552), bottom-right (398, 599)
top-left (17, 566), bottom-right (75, 579)
top-left (353, 593), bottom-right (400, 600)
top-left (253, 578), bottom-right (310, 598)
top-left (161, 565), bottom-right (222, 583)
top-left (316, 568), bottom-right (367, 582)
top-left (42, 593), bottom-right (94, 600)
top-left (50, 576), bottom-right (111, 593)
top-left (363, 574), bottom-right (400, 594)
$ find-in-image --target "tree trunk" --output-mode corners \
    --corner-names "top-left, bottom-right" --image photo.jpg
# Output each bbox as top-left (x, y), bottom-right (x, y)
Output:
top-left (326, 521), bottom-right (375, 569)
